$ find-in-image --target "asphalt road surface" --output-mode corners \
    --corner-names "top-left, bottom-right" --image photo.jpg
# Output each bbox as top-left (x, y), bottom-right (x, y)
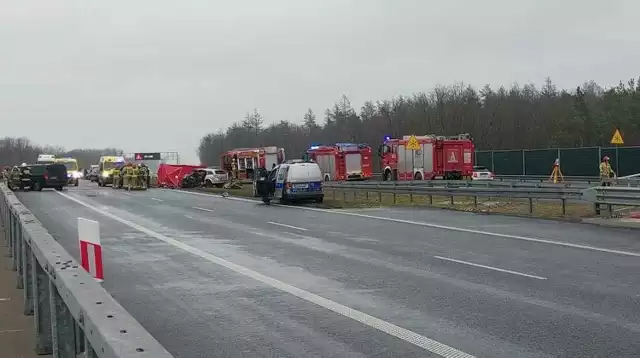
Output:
top-left (14, 181), bottom-right (640, 358)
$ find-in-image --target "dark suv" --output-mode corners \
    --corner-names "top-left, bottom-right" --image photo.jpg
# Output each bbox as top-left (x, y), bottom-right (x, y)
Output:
top-left (27, 164), bottom-right (69, 191)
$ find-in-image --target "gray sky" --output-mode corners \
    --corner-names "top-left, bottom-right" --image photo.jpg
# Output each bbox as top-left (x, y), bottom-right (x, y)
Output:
top-left (1, 0), bottom-right (638, 163)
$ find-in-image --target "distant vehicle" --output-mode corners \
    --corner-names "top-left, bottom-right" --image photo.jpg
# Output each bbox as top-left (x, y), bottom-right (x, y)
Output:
top-left (88, 165), bottom-right (99, 182)
top-left (36, 154), bottom-right (56, 165)
top-left (221, 146), bottom-right (285, 180)
top-left (471, 166), bottom-right (494, 181)
top-left (97, 156), bottom-right (125, 187)
top-left (54, 157), bottom-right (81, 186)
top-left (378, 133), bottom-right (475, 181)
top-left (306, 143), bottom-right (373, 181)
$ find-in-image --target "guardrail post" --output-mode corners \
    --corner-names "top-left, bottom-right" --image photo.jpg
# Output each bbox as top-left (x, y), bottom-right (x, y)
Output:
top-left (17, 225), bottom-right (24, 289)
top-left (428, 195), bottom-right (433, 205)
top-left (8, 211), bottom-right (13, 256)
top-left (365, 191), bottom-right (369, 201)
top-left (33, 260), bottom-right (53, 354)
top-left (23, 244), bottom-right (34, 315)
top-left (528, 198), bottom-right (533, 214)
top-left (594, 203), bottom-right (601, 216)
top-left (74, 322), bottom-right (85, 355)
top-left (11, 214), bottom-right (17, 270)
top-left (561, 199), bottom-right (567, 216)
top-left (378, 191), bottom-right (382, 203)
top-left (449, 195), bottom-right (454, 205)
top-left (84, 336), bottom-right (98, 358)
top-left (50, 281), bottom-right (77, 357)
top-left (473, 196), bottom-right (478, 208)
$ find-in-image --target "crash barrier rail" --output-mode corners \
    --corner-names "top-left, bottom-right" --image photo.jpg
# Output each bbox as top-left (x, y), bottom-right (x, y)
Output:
top-left (346, 179), bottom-right (590, 189)
top-left (593, 186), bottom-right (640, 217)
top-left (0, 183), bottom-right (174, 358)
top-left (323, 182), bottom-right (583, 215)
top-left (368, 173), bottom-right (640, 186)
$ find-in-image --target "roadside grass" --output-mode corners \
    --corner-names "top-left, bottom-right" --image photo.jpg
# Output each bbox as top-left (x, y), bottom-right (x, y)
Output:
top-left (195, 186), bottom-right (595, 218)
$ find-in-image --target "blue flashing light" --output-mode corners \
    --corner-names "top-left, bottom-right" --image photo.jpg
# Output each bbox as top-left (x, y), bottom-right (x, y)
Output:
top-left (309, 145), bottom-right (320, 150)
top-left (383, 135), bottom-right (391, 142)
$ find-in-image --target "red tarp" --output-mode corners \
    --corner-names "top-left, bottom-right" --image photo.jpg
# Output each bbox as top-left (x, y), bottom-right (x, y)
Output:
top-left (156, 164), bottom-right (206, 188)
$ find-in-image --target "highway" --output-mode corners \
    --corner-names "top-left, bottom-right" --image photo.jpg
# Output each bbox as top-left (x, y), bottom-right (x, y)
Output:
top-left (14, 181), bottom-right (640, 357)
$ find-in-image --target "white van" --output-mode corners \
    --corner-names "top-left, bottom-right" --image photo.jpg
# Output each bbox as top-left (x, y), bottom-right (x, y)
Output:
top-left (273, 161), bottom-right (324, 203)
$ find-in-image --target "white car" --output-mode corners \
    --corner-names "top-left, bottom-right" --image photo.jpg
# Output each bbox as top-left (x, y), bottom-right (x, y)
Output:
top-left (471, 166), bottom-right (494, 180)
top-left (203, 168), bottom-right (228, 187)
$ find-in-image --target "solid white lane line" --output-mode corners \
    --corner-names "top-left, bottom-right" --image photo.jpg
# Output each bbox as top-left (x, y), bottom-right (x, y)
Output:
top-left (268, 222), bottom-right (307, 231)
top-left (150, 198), bottom-right (163, 202)
top-left (434, 256), bottom-right (547, 280)
top-left (192, 206), bottom-right (214, 212)
top-left (169, 190), bottom-right (640, 258)
top-left (56, 191), bottom-right (475, 358)
top-left (0, 298), bottom-right (9, 301)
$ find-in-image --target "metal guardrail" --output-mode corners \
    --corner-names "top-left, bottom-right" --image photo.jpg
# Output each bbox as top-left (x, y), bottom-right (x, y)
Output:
top-left (336, 179), bottom-right (590, 189)
top-left (0, 183), bottom-right (174, 358)
top-left (324, 182), bottom-right (583, 215)
top-left (369, 173), bottom-right (640, 186)
top-left (594, 186), bottom-right (640, 217)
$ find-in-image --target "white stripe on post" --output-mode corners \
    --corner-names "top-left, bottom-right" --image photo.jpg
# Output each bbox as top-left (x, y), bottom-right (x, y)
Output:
top-left (78, 218), bottom-right (103, 282)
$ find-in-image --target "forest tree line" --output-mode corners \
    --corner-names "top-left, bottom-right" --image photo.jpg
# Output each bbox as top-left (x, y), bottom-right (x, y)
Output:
top-left (197, 77), bottom-right (640, 167)
top-left (0, 137), bottom-right (122, 168)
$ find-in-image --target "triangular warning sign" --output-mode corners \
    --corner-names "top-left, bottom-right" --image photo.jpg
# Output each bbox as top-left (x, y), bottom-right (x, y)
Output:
top-left (448, 151), bottom-right (458, 163)
top-left (610, 129), bottom-right (624, 145)
top-left (136, 154), bottom-right (143, 160)
top-left (406, 135), bottom-right (421, 150)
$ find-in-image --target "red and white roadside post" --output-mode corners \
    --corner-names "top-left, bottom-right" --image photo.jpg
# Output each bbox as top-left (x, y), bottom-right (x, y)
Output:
top-left (78, 218), bottom-right (104, 282)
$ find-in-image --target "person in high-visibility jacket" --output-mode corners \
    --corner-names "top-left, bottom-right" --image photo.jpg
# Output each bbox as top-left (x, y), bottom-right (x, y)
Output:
top-left (124, 162), bottom-right (134, 189)
top-left (599, 156), bottom-right (615, 186)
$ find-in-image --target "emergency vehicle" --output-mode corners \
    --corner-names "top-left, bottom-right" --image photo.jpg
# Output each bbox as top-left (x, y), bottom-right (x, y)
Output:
top-left (54, 157), bottom-right (81, 186)
top-left (97, 156), bottom-right (125, 187)
top-left (306, 143), bottom-right (373, 181)
top-left (221, 146), bottom-right (285, 180)
top-left (378, 133), bottom-right (474, 181)
top-left (36, 154), bottom-right (56, 165)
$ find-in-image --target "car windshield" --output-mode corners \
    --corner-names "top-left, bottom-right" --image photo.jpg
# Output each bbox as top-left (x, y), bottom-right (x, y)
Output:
top-left (62, 162), bottom-right (78, 171)
top-left (474, 166), bottom-right (489, 172)
top-left (214, 170), bottom-right (226, 175)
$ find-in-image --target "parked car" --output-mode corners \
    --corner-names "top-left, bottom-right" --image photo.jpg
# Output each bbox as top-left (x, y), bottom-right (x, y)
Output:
top-left (471, 166), bottom-right (494, 181)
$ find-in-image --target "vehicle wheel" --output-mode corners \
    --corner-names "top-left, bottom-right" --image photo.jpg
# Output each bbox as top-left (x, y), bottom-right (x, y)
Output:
top-left (32, 182), bottom-right (42, 192)
top-left (55, 186), bottom-right (63, 191)
top-left (414, 172), bottom-right (423, 180)
top-left (75, 180), bottom-right (79, 186)
top-left (315, 197), bottom-right (323, 203)
top-left (215, 183), bottom-right (223, 188)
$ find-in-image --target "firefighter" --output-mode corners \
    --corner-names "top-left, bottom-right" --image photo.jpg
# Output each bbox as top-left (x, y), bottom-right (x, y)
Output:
top-left (231, 154), bottom-right (238, 180)
top-left (124, 162), bottom-right (134, 189)
top-left (599, 156), bottom-right (616, 186)
top-left (139, 163), bottom-right (150, 188)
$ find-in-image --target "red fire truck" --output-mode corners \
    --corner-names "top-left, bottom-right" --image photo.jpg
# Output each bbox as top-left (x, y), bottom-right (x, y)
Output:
top-left (221, 146), bottom-right (285, 180)
top-left (378, 133), bottom-right (474, 181)
top-left (306, 143), bottom-right (373, 181)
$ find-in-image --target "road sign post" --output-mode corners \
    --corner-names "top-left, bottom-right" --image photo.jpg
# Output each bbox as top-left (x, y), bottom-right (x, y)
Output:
top-left (78, 218), bottom-right (103, 282)
top-left (610, 129), bottom-right (624, 175)
top-left (406, 134), bottom-right (421, 180)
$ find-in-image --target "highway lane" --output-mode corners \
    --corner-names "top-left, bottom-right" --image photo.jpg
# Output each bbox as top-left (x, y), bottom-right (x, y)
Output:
top-left (15, 183), bottom-right (640, 357)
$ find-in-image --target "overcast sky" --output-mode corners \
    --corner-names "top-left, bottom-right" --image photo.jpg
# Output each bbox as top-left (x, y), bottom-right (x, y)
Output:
top-left (1, 0), bottom-right (638, 163)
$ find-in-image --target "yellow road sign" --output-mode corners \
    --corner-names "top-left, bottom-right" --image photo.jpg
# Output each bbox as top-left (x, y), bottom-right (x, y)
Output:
top-left (610, 129), bottom-right (624, 145)
top-left (406, 134), bottom-right (421, 150)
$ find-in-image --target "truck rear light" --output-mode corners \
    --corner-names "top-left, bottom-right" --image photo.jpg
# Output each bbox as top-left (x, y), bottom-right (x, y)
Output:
top-left (44, 172), bottom-right (48, 180)
top-left (472, 172), bottom-right (478, 177)
top-left (285, 182), bottom-right (292, 189)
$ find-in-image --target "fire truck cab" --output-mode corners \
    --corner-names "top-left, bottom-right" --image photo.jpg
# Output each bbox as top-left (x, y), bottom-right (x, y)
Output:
top-left (378, 133), bottom-right (474, 181)
top-left (306, 143), bottom-right (372, 181)
top-left (221, 146), bottom-right (285, 180)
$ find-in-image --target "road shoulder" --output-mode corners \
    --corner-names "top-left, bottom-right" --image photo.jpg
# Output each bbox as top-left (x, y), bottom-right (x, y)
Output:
top-left (0, 228), bottom-right (51, 358)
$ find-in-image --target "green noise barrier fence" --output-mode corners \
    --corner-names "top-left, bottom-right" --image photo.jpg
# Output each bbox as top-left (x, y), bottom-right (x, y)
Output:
top-left (474, 146), bottom-right (640, 177)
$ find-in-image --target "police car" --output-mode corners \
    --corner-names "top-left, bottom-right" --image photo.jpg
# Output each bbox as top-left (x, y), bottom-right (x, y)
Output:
top-left (256, 160), bottom-right (324, 204)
